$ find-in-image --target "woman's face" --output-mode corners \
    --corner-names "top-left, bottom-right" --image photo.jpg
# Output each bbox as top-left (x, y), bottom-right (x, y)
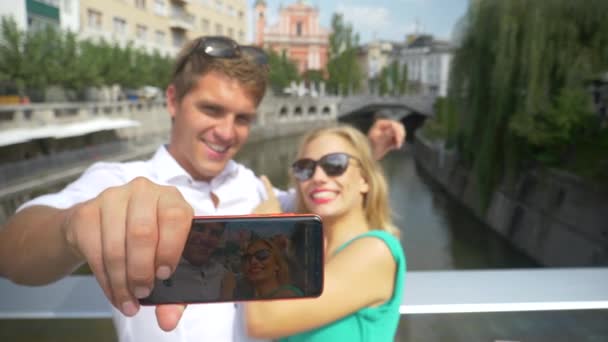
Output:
top-left (243, 241), bottom-right (277, 283)
top-left (296, 134), bottom-right (369, 220)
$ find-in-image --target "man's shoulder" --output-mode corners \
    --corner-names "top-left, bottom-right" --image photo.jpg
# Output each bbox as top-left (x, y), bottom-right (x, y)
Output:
top-left (230, 161), bottom-right (257, 179)
top-left (82, 158), bottom-right (152, 179)
top-left (228, 161), bottom-right (265, 187)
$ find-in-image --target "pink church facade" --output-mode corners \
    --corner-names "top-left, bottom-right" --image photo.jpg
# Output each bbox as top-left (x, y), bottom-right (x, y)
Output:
top-left (254, 0), bottom-right (330, 75)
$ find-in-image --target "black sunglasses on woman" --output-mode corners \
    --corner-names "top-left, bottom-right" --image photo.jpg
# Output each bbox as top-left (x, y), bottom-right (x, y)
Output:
top-left (291, 152), bottom-right (360, 182)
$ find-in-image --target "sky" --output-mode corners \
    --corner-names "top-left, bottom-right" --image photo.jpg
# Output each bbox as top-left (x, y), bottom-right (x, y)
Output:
top-left (247, 0), bottom-right (470, 43)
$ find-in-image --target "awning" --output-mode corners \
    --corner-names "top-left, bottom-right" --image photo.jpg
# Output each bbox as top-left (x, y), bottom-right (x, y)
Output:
top-left (0, 118), bottom-right (141, 147)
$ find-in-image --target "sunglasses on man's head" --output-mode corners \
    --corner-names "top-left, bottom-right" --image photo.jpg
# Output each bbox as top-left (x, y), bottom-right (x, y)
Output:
top-left (291, 152), bottom-right (359, 182)
top-left (174, 36), bottom-right (269, 75)
top-left (242, 249), bottom-right (271, 263)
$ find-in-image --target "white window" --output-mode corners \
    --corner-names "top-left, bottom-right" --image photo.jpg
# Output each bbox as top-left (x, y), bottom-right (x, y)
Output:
top-left (63, 0), bottom-right (72, 14)
top-left (155, 30), bottom-right (165, 44)
top-left (201, 18), bottom-right (209, 33)
top-left (215, 23), bottom-right (223, 35)
top-left (227, 27), bottom-right (233, 38)
top-left (135, 0), bottom-right (146, 10)
top-left (40, 0), bottom-right (59, 6)
top-left (136, 24), bottom-right (147, 40)
top-left (113, 17), bottom-right (127, 34)
top-left (87, 9), bottom-right (102, 30)
top-left (154, 0), bottom-right (166, 16)
top-left (172, 31), bottom-right (185, 48)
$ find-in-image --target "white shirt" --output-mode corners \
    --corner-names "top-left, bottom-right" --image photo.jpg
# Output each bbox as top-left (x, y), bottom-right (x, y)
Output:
top-left (18, 145), bottom-right (295, 342)
top-left (148, 258), bottom-right (228, 303)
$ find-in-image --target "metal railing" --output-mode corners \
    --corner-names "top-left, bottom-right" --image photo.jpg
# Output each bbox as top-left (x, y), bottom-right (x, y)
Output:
top-left (1, 268), bottom-right (606, 319)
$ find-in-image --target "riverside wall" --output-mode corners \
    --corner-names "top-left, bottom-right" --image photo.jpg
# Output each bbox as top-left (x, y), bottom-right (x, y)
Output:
top-left (413, 135), bottom-right (608, 266)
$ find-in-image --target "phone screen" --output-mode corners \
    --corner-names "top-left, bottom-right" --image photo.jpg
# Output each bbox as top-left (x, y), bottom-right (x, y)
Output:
top-left (140, 214), bottom-right (324, 304)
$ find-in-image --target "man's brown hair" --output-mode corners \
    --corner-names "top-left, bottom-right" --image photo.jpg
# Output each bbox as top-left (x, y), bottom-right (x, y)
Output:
top-left (171, 37), bottom-right (269, 105)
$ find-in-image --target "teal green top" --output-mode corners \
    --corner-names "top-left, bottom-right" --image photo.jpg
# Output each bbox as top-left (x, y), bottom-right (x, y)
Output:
top-left (261, 284), bottom-right (304, 299)
top-left (279, 230), bottom-right (406, 342)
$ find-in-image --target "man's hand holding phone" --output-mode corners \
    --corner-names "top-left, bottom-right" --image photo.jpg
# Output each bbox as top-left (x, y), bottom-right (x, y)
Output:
top-left (139, 214), bottom-right (324, 305)
top-left (61, 177), bottom-right (192, 330)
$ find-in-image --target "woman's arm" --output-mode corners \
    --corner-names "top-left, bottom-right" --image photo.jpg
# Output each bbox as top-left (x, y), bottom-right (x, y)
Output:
top-left (245, 236), bottom-right (397, 339)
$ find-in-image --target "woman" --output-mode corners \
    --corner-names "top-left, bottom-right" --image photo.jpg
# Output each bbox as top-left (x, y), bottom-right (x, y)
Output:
top-left (241, 238), bottom-right (303, 299)
top-left (245, 125), bottom-right (406, 341)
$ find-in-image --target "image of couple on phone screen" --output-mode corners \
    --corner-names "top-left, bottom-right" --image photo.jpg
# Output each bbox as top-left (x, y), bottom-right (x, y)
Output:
top-left (146, 220), bottom-right (313, 303)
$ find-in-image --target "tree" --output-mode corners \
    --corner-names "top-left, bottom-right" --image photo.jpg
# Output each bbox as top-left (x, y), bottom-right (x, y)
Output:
top-left (0, 16), bottom-right (174, 100)
top-left (327, 14), bottom-right (363, 95)
top-left (398, 62), bottom-right (408, 95)
top-left (267, 49), bottom-right (300, 95)
top-left (447, 0), bottom-right (608, 209)
top-left (0, 17), bottom-right (27, 94)
top-left (376, 60), bottom-right (408, 96)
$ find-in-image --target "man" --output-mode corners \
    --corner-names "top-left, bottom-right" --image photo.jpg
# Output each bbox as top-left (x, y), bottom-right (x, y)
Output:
top-left (148, 222), bottom-right (236, 303)
top-left (0, 36), bottom-right (405, 341)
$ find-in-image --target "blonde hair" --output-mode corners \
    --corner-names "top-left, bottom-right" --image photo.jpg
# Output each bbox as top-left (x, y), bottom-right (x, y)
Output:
top-left (171, 37), bottom-right (268, 105)
top-left (292, 125), bottom-right (400, 237)
top-left (246, 239), bottom-right (291, 286)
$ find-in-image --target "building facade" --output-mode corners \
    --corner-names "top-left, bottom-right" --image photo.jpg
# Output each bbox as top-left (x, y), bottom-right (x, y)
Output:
top-left (0, 0), bottom-right (249, 56)
top-left (254, 0), bottom-right (329, 75)
top-left (357, 40), bottom-right (404, 94)
top-left (399, 34), bottom-right (453, 97)
top-left (0, 0), bottom-right (79, 32)
top-left (80, 0), bottom-right (248, 56)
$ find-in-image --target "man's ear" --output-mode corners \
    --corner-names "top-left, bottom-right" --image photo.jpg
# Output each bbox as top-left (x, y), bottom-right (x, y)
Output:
top-left (166, 84), bottom-right (178, 119)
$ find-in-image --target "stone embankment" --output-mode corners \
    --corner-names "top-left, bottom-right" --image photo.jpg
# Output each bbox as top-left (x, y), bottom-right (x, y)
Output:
top-left (413, 134), bottom-right (608, 266)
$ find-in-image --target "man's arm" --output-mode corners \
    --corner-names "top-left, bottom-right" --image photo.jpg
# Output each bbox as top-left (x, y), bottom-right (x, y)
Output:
top-left (0, 205), bottom-right (83, 285)
top-left (0, 177), bottom-right (194, 331)
top-left (367, 118), bottom-right (406, 160)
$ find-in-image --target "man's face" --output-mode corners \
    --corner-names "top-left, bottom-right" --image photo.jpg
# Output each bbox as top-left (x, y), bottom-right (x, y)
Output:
top-left (183, 223), bottom-right (225, 266)
top-left (167, 71), bottom-right (258, 181)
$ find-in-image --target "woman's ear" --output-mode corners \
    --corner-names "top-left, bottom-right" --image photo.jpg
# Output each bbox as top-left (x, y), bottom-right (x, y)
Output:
top-left (359, 174), bottom-right (370, 195)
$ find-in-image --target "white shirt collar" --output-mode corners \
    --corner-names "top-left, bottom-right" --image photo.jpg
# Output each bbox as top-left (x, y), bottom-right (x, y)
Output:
top-left (149, 145), bottom-right (239, 188)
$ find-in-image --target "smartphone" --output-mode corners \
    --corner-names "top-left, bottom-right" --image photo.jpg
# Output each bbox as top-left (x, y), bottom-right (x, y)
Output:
top-left (139, 214), bottom-right (324, 304)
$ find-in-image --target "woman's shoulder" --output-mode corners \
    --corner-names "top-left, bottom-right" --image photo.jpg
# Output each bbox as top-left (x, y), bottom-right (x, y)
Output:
top-left (339, 230), bottom-right (403, 258)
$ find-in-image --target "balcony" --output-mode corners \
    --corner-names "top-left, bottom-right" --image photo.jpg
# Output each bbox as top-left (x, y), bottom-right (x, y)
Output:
top-left (169, 8), bottom-right (195, 31)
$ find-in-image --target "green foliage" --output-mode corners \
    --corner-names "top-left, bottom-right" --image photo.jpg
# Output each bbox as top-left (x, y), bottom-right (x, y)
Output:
top-left (422, 97), bottom-right (459, 144)
top-left (377, 60), bottom-right (408, 95)
top-left (0, 16), bottom-right (27, 93)
top-left (510, 87), bottom-right (595, 151)
top-left (301, 69), bottom-right (325, 84)
top-left (398, 62), bottom-right (408, 94)
top-left (378, 67), bottom-right (389, 95)
top-left (267, 49), bottom-right (300, 95)
top-left (0, 16), bottom-right (173, 100)
top-left (327, 14), bottom-right (363, 95)
top-left (448, 0), bottom-right (608, 210)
